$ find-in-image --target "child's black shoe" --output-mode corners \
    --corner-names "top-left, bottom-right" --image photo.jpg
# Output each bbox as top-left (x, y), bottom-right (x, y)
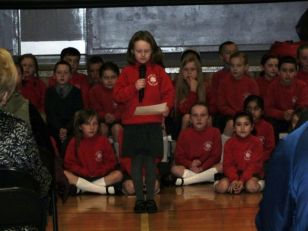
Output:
top-left (146, 199), bottom-right (158, 213)
top-left (134, 200), bottom-right (147, 213)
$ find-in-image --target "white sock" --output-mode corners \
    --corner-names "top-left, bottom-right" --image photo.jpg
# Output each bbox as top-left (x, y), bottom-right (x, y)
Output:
top-left (106, 186), bottom-right (115, 194)
top-left (182, 169), bottom-right (196, 178)
top-left (92, 177), bottom-right (106, 187)
top-left (175, 178), bottom-right (184, 186)
top-left (258, 180), bottom-right (265, 192)
top-left (76, 177), bottom-right (108, 194)
top-left (182, 168), bottom-right (218, 185)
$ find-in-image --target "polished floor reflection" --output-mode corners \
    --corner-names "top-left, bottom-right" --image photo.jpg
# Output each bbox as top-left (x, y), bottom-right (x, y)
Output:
top-left (47, 184), bottom-right (261, 231)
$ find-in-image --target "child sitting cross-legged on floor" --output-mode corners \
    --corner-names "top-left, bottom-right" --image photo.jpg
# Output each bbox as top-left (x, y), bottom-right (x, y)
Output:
top-left (214, 111), bottom-right (264, 194)
top-left (171, 102), bottom-right (222, 186)
top-left (63, 109), bottom-right (122, 197)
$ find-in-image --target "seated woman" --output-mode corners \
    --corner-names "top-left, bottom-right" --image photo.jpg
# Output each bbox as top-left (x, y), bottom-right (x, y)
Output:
top-left (0, 48), bottom-right (51, 230)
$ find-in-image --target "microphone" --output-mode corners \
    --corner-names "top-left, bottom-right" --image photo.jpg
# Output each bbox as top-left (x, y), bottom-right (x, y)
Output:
top-left (139, 64), bottom-right (146, 102)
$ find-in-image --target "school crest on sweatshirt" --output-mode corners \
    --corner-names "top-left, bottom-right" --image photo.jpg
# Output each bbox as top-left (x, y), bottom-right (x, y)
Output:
top-left (292, 96), bottom-right (298, 105)
top-left (244, 149), bottom-right (252, 161)
top-left (203, 141), bottom-right (213, 152)
top-left (95, 151), bottom-right (103, 162)
top-left (147, 74), bottom-right (158, 86)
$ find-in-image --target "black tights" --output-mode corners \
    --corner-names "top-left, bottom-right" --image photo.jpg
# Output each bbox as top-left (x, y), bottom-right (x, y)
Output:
top-left (131, 154), bottom-right (156, 201)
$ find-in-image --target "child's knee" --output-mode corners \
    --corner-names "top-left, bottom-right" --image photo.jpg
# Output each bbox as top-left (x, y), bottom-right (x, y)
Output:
top-left (113, 170), bottom-right (123, 182)
top-left (214, 178), bottom-right (229, 194)
top-left (245, 178), bottom-right (260, 193)
top-left (170, 165), bottom-right (185, 177)
top-left (122, 180), bottom-right (135, 195)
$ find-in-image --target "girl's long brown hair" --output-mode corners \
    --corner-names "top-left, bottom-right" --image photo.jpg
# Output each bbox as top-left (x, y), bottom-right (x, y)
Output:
top-left (73, 109), bottom-right (99, 157)
top-left (175, 55), bottom-right (205, 114)
top-left (126, 30), bottom-right (164, 67)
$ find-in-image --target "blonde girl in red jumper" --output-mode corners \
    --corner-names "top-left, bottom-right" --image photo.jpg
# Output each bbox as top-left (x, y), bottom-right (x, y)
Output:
top-left (175, 55), bottom-right (206, 130)
top-left (113, 31), bottom-right (175, 213)
top-left (63, 109), bottom-right (122, 196)
top-left (214, 111), bottom-right (264, 194)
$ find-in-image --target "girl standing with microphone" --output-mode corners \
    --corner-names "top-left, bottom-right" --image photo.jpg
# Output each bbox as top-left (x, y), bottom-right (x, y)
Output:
top-left (113, 31), bottom-right (174, 213)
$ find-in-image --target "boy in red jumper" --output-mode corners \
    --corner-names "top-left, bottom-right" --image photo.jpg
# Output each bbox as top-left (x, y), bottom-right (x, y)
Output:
top-left (49, 47), bottom-right (90, 108)
top-left (210, 41), bottom-right (238, 129)
top-left (296, 43), bottom-right (308, 86)
top-left (265, 56), bottom-right (308, 139)
top-left (64, 109), bottom-right (122, 195)
top-left (217, 51), bottom-right (259, 144)
top-left (171, 103), bottom-right (222, 185)
top-left (89, 62), bottom-right (123, 158)
top-left (215, 111), bottom-right (264, 194)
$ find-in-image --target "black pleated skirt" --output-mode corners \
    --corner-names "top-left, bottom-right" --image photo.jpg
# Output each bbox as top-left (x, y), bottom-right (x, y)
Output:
top-left (122, 123), bottom-right (163, 157)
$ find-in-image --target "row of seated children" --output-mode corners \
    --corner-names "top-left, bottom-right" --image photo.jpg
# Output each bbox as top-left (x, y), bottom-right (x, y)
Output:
top-left (60, 98), bottom-right (272, 205)
top-left (7, 39), bottom-right (308, 215)
top-left (171, 97), bottom-right (274, 193)
top-left (13, 44), bottom-right (305, 179)
top-left (173, 43), bottom-right (308, 145)
top-left (15, 44), bottom-right (308, 151)
top-left (16, 42), bottom-right (308, 145)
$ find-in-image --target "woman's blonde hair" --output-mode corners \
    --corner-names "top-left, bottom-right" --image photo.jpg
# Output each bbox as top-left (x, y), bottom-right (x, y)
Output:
top-left (0, 48), bottom-right (18, 101)
top-left (175, 55), bottom-right (205, 109)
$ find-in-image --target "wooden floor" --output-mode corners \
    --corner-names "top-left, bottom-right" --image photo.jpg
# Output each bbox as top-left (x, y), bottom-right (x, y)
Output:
top-left (46, 184), bottom-right (262, 231)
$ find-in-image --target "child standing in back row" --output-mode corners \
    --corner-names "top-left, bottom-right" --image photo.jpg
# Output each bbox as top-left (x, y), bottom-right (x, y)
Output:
top-left (113, 31), bottom-right (175, 213)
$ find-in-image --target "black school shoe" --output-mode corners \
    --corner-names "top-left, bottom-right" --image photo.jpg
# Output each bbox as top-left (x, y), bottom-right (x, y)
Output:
top-left (146, 200), bottom-right (158, 213)
top-left (134, 200), bottom-right (147, 213)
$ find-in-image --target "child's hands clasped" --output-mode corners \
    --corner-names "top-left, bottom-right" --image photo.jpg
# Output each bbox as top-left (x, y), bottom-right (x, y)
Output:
top-left (228, 180), bottom-right (244, 194)
top-left (190, 159), bottom-right (203, 173)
